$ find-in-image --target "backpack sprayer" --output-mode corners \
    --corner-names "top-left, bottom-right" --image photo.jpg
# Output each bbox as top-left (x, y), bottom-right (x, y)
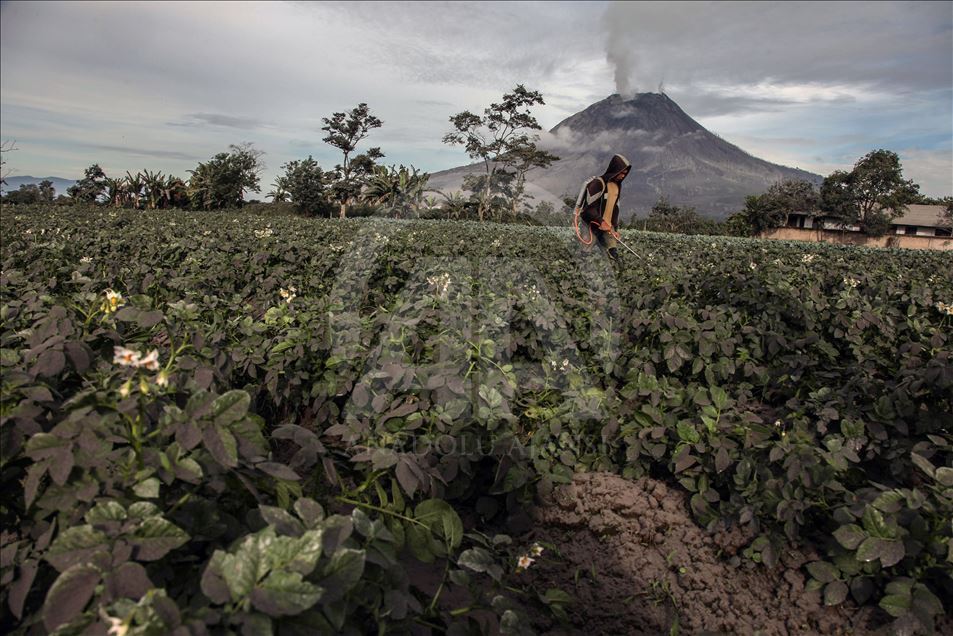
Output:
top-left (571, 176), bottom-right (643, 260)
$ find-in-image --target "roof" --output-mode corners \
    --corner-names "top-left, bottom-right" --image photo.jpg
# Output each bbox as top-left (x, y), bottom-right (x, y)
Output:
top-left (890, 204), bottom-right (948, 227)
top-left (790, 204), bottom-right (949, 228)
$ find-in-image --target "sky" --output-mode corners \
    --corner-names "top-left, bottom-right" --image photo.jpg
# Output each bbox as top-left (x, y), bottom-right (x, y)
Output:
top-left (1, 0), bottom-right (951, 197)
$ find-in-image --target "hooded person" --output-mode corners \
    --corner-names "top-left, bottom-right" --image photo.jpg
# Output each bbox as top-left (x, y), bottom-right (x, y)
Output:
top-left (579, 154), bottom-right (631, 260)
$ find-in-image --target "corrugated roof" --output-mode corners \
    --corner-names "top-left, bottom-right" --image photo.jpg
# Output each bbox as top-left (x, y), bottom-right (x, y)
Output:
top-left (890, 204), bottom-right (947, 227)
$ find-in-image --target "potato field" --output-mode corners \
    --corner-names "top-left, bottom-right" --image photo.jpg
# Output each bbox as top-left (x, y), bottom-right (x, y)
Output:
top-left (1, 206), bottom-right (951, 635)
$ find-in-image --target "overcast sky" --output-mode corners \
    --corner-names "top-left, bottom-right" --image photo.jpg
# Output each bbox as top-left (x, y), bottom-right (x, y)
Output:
top-left (2, 0), bottom-right (951, 197)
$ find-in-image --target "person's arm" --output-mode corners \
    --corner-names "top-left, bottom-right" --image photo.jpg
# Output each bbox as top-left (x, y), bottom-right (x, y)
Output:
top-left (604, 182), bottom-right (619, 227)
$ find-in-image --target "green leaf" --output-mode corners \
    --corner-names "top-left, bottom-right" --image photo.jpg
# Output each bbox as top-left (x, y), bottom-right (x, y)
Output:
top-left (676, 421), bottom-right (700, 444)
top-left (321, 548), bottom-right (365, 596)
top-left (855, 537), bottom-right (903, 566)
top-left (250, 570), bottom-right (323, 617)
top-left (832, 524), bottom-right (866, 550)
top-left (935, 466), bottom-right (953, 487)
top-left (133, 477), bottom-right (161, 499)
top-left (414, 499), bottom-right (463, 550)
top-left (222, 532), bottom-right (271, 600)
top-left (805, 561), bottom-right (839, 583)
top-left (861, 506), bottom-right (891, 538)
top-left (84, 500), bottom-right (127, 524)
top-left (130, 516), bottom-right (189, 561)
top-left (910, 453), bottom-right (935, 479)
top-left (710, 385), bottom-right (728, 411)
top-left (203, 423), bottom-right (238, 468)
top-left (824, 580), bottom-right (848, 606)
top-left (458, 547), bottom-right (496, 574)
top-left (260, 506), bottom-right (304, 537)
top-left (878, 540), bottom-right (905, 568)
top-left (45, 526), bottom-right (108, 572)
top-left (405, 522), bottom-right (435, 563)
top-left (42, 563), bottom-right (101, 631)
top-left (879, 593), bottom-right (911, 618)
top-left (293, 498), bottom-right (325, 529)
top-left (211, 390), bottom-right (250, 427)
top-left (542, 588), bottom-right (573, 605)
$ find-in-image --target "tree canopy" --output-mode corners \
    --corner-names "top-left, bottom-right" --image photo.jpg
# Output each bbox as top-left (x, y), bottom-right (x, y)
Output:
top-left (322, 103), bottom-right (384, 218)
top-left (821, 149), bottom-right (919, 235)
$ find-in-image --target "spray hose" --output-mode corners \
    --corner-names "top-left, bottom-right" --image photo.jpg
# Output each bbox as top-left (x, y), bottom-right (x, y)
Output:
top-left (573, 205), bottom-right (621, 246)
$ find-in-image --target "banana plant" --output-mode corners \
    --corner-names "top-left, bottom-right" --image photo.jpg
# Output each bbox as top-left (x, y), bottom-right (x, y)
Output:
top-left (124, 171), bottom-right (145, 209)
top-left (162, 176), bottom-right (189, 209)
top-left (360, 164), bottom-right (429, 218)
top-left (141, 169), bottom-right (165, 209)
top-left (266, 177), bottom-right (290, 203)
top-left (103, 177), bottom-right (128, 208)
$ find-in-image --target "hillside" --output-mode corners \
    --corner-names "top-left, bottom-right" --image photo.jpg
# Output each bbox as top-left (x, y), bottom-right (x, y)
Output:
top-left (429, 93), bottom-right (823, 219)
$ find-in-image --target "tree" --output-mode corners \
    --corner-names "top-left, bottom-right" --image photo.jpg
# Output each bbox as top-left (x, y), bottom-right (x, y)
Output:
top-left (321, 103), bottom-right (384, 218)
top-left (360, 164), bottom-right (430, 218)
top-left (228, 142), bottom-right (266, 200)
top-left (104, 177), bottom-right (127, 207)
top-left (502, 141), bottom-right (559, 217)
top-left (1, 140), bottom-right (17, 191)
top-left (187, 144), bottom-right (266, 210)
top-left (281, 156), bottom-right (330, 216)
top-left (161, 176), bottom-right (189, 209)
top-left (68, 164), bottom-right (108, 203)
top-left (935, 196), bottom-right (953, 229)
top-left (3, 183), bottom-right (41, 204)
top-left (648, 196), bottom-right (702, 233)
top-left (821, 149), bottom-right (920, 235)
top-left (141, 170), bottom-right (165, 209)
top-left (741, 179), bottom-right (820, 234)
top-left (266, 176), bottom-right (290, 203)
top-left (125, 171), bottom-right (145, 209)
top-left (442, 85), bottom-right (557, 222)
top-left (37, 179), bottom-right (56, 203)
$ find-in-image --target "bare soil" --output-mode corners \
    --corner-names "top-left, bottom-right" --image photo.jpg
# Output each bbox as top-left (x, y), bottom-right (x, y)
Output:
top-left (520, 472), bottom-right (882, 635)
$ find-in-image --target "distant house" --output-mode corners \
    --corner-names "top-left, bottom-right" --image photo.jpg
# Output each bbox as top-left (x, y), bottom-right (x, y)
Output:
top-left (785, 204), bottom-right (951, 237)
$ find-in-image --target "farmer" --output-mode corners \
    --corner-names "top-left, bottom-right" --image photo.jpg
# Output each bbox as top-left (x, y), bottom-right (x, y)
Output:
top-left (579, 154), bottom-right (631, 260)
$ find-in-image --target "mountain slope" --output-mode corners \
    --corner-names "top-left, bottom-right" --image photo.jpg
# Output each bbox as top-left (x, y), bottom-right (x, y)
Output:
top-left (429, 93), bottom-right (822, 219)
top-left (2, 176), bottom-right (76, 197)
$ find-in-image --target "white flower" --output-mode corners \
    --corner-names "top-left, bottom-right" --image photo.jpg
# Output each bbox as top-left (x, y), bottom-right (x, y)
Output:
top-left (279, 287), bottom-right (297, 303)
top-left (530, 543), bottom-right (544, 557)
top-left (801, 254), bottom-right (815, 264)
top-left (516, 555), bottom-right (535, 571)
top-left (936, 301), bottom-right (953, 316)
top-left (139, 349), bottom-right (160, 371)
top-left (80, 256), bottom-right (93, 264)
top-left (102, 289), bottom-right (124, 314)
top-left (105, 615), bottom-right (129, 636)
top-left (843, 276), bottom-right (859, 289)
top-left (749, 262), bottom-right (757, 271)
top-left (113, 346), bottom-right (141, 367)
top-left (255, 227), bottom-right (275, 238)
top-left (156, 370), bottom-right (170, 387)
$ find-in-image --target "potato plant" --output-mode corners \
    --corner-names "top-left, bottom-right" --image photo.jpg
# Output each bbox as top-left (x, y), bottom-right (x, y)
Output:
top-left (1, 206), bottom-right (951, 634)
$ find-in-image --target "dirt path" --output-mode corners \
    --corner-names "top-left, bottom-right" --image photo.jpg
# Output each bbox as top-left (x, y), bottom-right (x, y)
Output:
top-left (521, 472), bottom-right (880, 635)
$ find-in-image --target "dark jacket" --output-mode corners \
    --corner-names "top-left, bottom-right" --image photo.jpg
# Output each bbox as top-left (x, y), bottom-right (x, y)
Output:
top-left (580, 154), bottom-right (631, 236)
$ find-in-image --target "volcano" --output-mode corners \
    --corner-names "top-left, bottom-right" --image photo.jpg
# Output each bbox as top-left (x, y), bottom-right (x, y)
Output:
top-left (428, 93), bottom-right (823, 219)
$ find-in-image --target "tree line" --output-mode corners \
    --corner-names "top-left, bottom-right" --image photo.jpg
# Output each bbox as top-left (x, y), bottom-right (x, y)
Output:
top-left (1, 86), bottom-right (559, 223)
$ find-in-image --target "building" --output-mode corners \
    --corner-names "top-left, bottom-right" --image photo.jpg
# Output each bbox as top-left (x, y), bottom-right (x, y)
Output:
top-left (785, 204), bottom-right (951, 237)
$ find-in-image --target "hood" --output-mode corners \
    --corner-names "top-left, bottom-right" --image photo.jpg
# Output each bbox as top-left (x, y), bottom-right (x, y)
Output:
top-left (601, 154), bottom-right (631, 181)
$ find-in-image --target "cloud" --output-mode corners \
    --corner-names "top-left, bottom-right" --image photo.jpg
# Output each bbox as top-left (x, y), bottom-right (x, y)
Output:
top-left (602, 1), bottom-right (951, 98)
top-left (174, 113), bottom-right (269, 130)
top-left (898, 147), bottom-right (953, 198)
top-left (83, 144), bottom-right (199, 162)
top-left (1, 0), bottom-right (948, 198)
